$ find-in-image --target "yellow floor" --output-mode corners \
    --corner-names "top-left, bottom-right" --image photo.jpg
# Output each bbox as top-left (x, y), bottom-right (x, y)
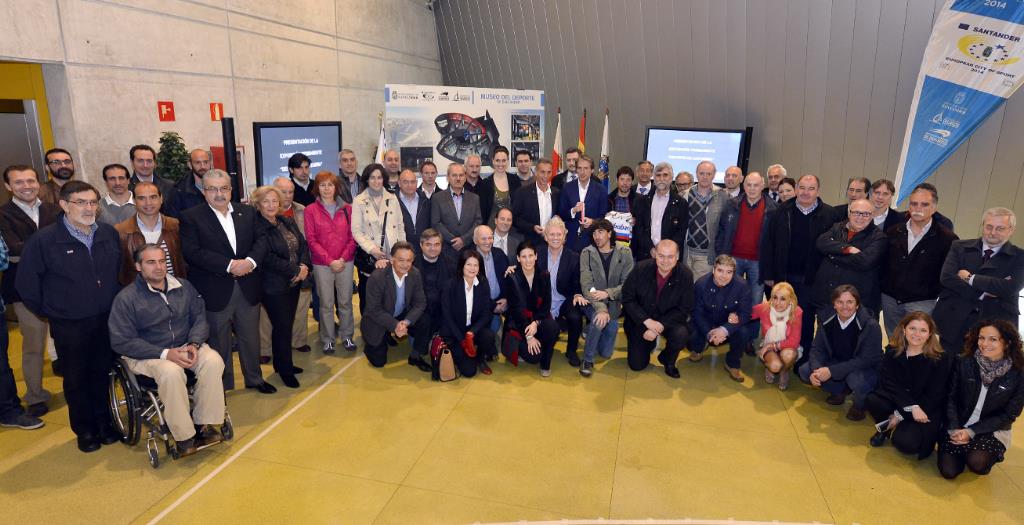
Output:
top-left (2, 323), bottom-right (1023, 525)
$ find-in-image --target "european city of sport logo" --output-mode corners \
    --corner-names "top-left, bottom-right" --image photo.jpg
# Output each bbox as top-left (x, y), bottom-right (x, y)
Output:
top-left (956, 23), bottom-right (1022, 66)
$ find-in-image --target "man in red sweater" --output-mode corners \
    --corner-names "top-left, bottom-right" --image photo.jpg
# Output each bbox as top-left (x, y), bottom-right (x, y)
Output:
top-left (715, 172), bottom-right (779, 347)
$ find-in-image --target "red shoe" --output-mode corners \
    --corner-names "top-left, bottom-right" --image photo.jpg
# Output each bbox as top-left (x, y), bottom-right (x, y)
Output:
top-left (479, 362), bottom-right (492, 375)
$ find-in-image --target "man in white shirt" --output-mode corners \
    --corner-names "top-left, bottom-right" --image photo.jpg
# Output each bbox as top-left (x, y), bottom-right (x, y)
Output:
top-left (419, 160), bottom-right (439, 199)
top-left (511, 159), bottom-right (559, 247)
top-left (492, 207), bottom-right (522, 259)
top-left (634, 160), bottom-right (654, 197)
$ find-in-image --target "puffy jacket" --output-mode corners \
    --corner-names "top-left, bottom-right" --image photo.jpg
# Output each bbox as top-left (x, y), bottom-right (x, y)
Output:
top-left (304, 198), bottom-right (357, 265)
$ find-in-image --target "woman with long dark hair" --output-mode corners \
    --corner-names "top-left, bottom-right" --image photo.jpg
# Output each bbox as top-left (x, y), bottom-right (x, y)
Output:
top-left (440, 249), bottom-right (496, 377)
top-left (502, 241), bottom-right (559, 376)
top-left (938, 319), bottom-right (1024, 479)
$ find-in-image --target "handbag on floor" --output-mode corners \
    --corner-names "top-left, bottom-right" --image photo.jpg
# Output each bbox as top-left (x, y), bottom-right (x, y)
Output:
top-left (430, 335), bottom-right (458, 382)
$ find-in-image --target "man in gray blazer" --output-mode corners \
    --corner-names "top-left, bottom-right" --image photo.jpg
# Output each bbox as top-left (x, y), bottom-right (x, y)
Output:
top-left (430, 163), bottom-right (482, 265)
top-left (579, 219), bottom-right (634, 377)
top-left (360, 242), bottom-right (426, 367)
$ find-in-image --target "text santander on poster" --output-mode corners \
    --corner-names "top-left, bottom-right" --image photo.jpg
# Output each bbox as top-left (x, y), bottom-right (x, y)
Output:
top-left (384, 84), bottom-right (544, 186)
top-left (894, 0), bottom-right (1024, 203)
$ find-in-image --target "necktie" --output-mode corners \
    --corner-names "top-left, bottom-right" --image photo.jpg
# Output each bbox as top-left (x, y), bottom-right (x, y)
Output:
top-left (639, 187), bottom-right (648, 195)
top-left (982, 248), bottom-right (994, 264)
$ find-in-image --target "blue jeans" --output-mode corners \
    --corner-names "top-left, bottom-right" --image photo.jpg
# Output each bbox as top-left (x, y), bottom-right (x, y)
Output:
top-left (798, 362), bottom-right (878, 409)
top-left (582, 305), bottom-right (618, 362)
top-left (0, 315), bottom-right (23, 421)
top-left (735, 257), bottom-right (763, 341)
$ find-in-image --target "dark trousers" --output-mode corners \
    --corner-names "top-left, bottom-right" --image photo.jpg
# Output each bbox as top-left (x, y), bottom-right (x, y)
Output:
top-left (411, 309), bottom-right (442, 360)
top-left (357, 270), bottom-right (370, 315)
top-left (443, 327), bottom-right (496, 378)
top-left (864, 392), bottom-right (940, 458)
top-left (0, 315), bottom-right (23, 420)
top-left (207, 282), bottom-right (263, 390)
top-left (798, 363), bottom-right (878, 409)
top-left (627, 322), bottom-right (688, 371)
top-left (366, 313), bottom-right (411, 368)
top-left (514, 318), bottom-right (559, 370)
top-left (689, 327), bottom-right (749, 369)
top-left (556, 302), bottom-right (584, 357)
top-left (263, 287), bottom-right (299, 376)
top-left (50, 314), bottom-right (114, 437)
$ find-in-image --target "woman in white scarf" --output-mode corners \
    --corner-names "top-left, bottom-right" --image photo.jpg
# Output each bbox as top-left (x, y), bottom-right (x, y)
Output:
top-left (751, 282), bottom-right (803, 390)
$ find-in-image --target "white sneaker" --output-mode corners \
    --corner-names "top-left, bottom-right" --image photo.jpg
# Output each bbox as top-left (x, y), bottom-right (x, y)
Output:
top-left (540, 368), bottom-right (551, 377)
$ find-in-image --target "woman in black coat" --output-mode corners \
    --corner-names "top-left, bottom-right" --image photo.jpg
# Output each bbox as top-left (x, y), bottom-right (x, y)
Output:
top-left (865, 312), bottom-right (953, 458)
top-left (254, 186), bottom-right (310, 388)
top-left (502, 241), bottom-right (559, 376)
top-left (440, 249), bottom-right (496, 377)
top-left (938, 319), bottom-right (1024, 479)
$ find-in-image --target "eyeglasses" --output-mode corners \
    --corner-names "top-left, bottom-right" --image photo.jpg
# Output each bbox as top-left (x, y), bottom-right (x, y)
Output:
top-left (47, 159), bottom-right (73, 167)
top-left (849, 211), bottom-right (873, 219)
top-left (984, 224), bottom-right (1010, 233)
top-left (204, 186), bottom-right (231, 194)
top-left (67, 199), bottom-right (99, 208)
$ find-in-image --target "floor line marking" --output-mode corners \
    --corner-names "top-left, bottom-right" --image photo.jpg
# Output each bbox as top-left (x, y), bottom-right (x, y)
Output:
top-left (146, 355), bottom-right (363, 525)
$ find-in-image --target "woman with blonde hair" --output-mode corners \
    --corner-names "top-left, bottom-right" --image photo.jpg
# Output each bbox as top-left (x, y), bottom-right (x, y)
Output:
top-left (865, 312), bottom-right (953, 458)
top-left (751, 281), bottom-right (802, 390)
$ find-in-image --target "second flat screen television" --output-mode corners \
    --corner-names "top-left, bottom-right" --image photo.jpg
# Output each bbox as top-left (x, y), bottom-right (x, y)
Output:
top-left (253, 121), bottom-right (342, 186)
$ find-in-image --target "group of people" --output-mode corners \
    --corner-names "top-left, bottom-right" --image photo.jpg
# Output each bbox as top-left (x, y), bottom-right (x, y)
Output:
top-left (0, 144), bottom-right (1021, 479)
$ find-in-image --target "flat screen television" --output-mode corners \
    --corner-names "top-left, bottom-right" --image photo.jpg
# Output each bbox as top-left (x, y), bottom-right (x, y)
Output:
top-left (643, 126), bottom-right (752, 184)
top-left (253, 121), bottom-right (342, 186)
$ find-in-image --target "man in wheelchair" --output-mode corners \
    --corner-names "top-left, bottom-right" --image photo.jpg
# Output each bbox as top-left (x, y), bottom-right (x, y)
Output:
top-left (108, 243), bottom-right (226, 457)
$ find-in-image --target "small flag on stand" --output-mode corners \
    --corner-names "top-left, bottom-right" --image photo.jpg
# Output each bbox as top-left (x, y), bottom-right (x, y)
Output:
top-left (598, 108), bottom-right (610, 188)
top-left (374, 112), bottom-right (386, 163)
top-left (577, 108), bottom-right (587, 154)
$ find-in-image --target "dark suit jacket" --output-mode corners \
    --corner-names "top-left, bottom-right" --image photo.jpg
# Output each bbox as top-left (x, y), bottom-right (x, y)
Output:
top-left (398, 190), bottom-right (432, 253)
top-left (494, 231), bottom-right (523, 261)
top-left (130, 173), bottom-right (177, 216)
top-left (511, 183), bottom-right (559, 247)
top-left (172, 175), bottom-right (206, 217)
top-left (476, 173), bottom-right (521, 221)
top-left (257, 215), bottom-right (311, 296)
top-left (503, 268), bottom-right (553, 332)
top-left (440, 278), bottom-right (494, 345)
top-left (430, 189), bottom-right (483, 255)
top-left (360, 266), bottom-right (426, 346)
top-left (761, 198), bottom-right (836, 284)
top-left (813, 221), bottom-right (888, 312)
top-left (179, 203), bottom-right (266, 311)
top-left (536, 246), bottom-right (582, 301)
top-left (621, 259), bottom-right (694, 327)
top-left (291, 176), bottom-right (316, 206)
top-left (881, 220), bottom-right (958, 303)
top-left (0, 200), bottom-right (61, 303)
top-left (475, 247), bottom-right (509, 300)
top-left (551, 170), bottom-right (575, 190)
top-left (933, 239), bottom-right (1024, 349)
top-left (337, 174), bottom-right (365, 205)
top-left (558, 180), bottom-right (609, 251)
top-left (631, 191), bottom-right (690, 260)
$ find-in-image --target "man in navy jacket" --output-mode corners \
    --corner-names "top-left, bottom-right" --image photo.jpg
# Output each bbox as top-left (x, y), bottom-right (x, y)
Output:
top-left (689, 255), bottom-right (752, 381)
top-left (558, 155), bottom-right (608, 252)
top-left (16, 181), bottom-right (122, 452)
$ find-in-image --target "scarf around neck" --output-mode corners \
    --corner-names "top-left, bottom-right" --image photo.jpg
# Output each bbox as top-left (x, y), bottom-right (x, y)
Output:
top-left (975, 351), bottom-right (1012, 386)
top-left (764, 305), bottom-right (792, 344)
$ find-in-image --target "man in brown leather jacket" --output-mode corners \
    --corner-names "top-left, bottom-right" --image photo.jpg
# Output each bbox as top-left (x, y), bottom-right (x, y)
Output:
top-left (114, 181), bottom-right (186, 285)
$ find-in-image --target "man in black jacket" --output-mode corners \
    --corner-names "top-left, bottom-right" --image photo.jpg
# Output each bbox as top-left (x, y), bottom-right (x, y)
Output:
top-left (0, 165), bottom-right (61, 416)
top-left (880, 183), bottom-right (957, 335)
top-left (932, 207), bottom-right (1023, 352)
top-left (511, 163), bottom-right (559, 247)
top-left (812, 199), bottom-right (888, 317)
top-left (128, 144), bottom-right (177, 216)
top-left (180, 169), bottom-right (272, 393)
top-left (16, 181), bottom-right (123, 452)
top-left (361, 242), bottom-right (426, 367)
top-left (537, 218), bottom-right (585, 367)
top-left (172, 149), bottom-right (211, 216)
top-left (410, 230), bottom-right (450, 372)
top-left (761, 174), bottom-right (836, 354)
top-left (398, 169), bottom-right (431, 255)
top-left (621, 239), bottom-right (694, 378)
top-left (631, 161), bottom-right (689, 261)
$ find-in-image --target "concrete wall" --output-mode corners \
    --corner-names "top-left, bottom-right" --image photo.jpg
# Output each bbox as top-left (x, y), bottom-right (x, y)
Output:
top-left (1, 0), bottom-right (442, 189)
top-left (435, 0), bottom-right (1024, 243)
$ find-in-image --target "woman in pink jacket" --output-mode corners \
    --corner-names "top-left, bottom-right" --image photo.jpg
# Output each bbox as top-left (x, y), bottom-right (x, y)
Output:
top-left (304, 171), bottom-right (358, 354)
top-left (751, 281), bottom-right (803, 390)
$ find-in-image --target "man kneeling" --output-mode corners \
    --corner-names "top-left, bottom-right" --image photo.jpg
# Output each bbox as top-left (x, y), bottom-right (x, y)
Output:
top-left (108, 244), bottom-right (226, 457)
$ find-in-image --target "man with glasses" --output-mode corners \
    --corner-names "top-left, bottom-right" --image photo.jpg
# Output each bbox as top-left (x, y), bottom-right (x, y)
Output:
top-left (128, 144), bottom-right (177, 216)
top-left (0, 165), bottom-right (62, 417)
top-left (932, 207), bottom-right (1022, 352)
top-left (98, 164), bottom-right (135, 225)
top-left (812, 199), bottom-right (888, 319)
top-left (173, 149), bottom-right (212, 215)
top-left (674, 171), bottom-right (693, 196)
top-left (16, 181), bottom-right (122, 452)
top-left (39, 148), bottom-right (76, 205)
top-left (180, 169), bottom-right (274, 394)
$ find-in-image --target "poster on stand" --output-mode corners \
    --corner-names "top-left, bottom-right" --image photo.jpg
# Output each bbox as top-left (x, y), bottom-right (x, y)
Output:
top-left (384, 84), bottom-right (545, 186)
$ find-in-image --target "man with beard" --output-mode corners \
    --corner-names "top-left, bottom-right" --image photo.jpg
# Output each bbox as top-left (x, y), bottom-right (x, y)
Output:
top-left (97, 164), bottom-right (135, 226)
top-left (17, 181), bottom-right (122, 452)
top-left (551, 147), bottom-right (581, 190)
top-left (173, 149), bottom-right (212, 215)
top-left (39, 148), bottom-right (76, 205)
top-left (722, 166), bottom-right (744, 198)
top-left (114, 182), bottom-right (186, 286)
top-left (128, 144), bottom-right (177, 216)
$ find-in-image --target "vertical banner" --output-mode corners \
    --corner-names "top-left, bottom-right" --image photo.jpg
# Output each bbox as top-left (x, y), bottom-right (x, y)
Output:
top-left (598, 109), bottom-right (610, 188)
top-left (384, 84), bottom-right (544, 183)
top-left (894, 0), bottom-right (1024, 203)
top-left (551, 107), bottom-right (564, 175)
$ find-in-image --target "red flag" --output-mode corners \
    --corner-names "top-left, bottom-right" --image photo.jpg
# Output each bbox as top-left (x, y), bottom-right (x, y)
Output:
top-left (577, 108), bottom-right (587, 154)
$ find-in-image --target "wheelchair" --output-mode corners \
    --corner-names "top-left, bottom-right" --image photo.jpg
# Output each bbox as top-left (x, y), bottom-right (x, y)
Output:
top-left (108, 357), bottom-right (233, 468)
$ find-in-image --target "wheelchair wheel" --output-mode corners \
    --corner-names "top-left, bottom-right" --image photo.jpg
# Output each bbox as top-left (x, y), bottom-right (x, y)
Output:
top-left (146, 438), bottom-right (160, 469)
top-left (109, 362), bottom-right (141, 446)
top-left (221, 414), bottom-right (234, 441)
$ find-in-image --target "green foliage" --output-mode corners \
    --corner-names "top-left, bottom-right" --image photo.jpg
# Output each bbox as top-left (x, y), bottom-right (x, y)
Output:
top-left (156, 131), bottom-right (189, 182)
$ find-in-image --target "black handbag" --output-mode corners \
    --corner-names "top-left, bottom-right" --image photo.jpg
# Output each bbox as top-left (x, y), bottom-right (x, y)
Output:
top-left (355, 207), bottom-right (387, 276)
